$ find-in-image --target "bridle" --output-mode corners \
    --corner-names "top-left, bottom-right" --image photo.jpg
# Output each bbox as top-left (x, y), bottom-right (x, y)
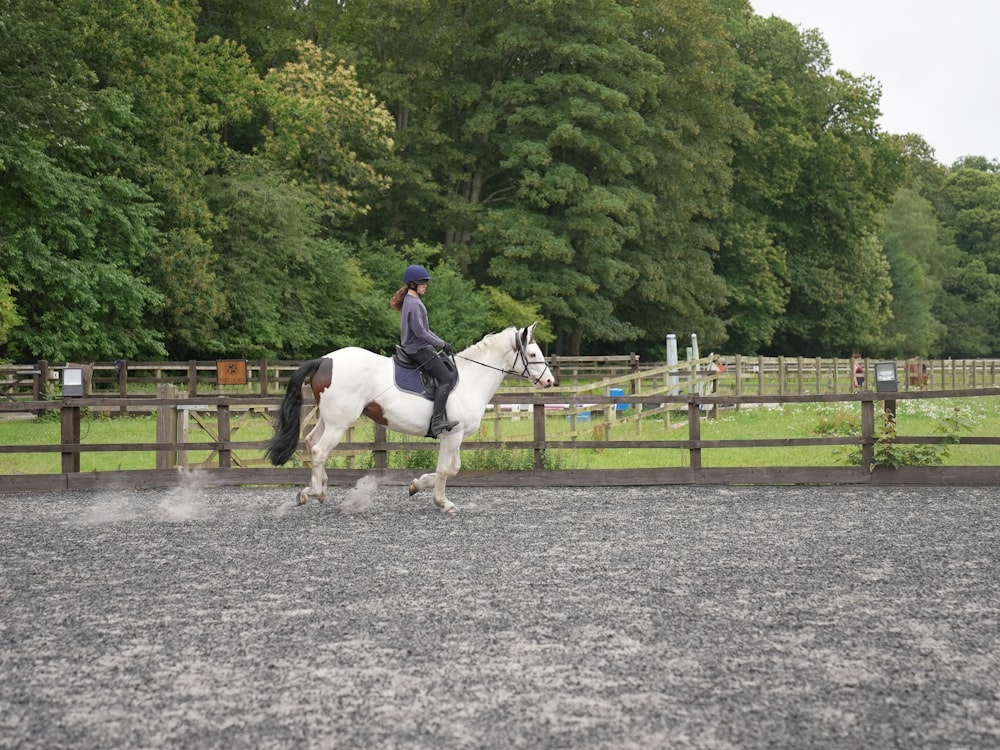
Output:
top-left (454, 330), bottom-right (549, 386)
top-left (512, 334), bottom-right (550, 386)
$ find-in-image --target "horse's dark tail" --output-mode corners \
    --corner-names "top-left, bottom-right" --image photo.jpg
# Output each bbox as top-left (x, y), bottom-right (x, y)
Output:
top-left (266, 358), bottom-right (323, 466)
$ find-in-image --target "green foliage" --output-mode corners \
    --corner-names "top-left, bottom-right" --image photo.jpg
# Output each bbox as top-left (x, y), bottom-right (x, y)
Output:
top-left (814, 407), bottom-right (860, 437)
top-left (0, 0), bottom-right (168, 361)
top-left (0, 283), bottom-right (24, 351)
top-left (259, 40), bottom-right (395, 228)
top-left (72, 0), bottom-right (260, 356)
top-left (879, 188), bottom-right (951, 356)
top-left (2, 0), bottom-right (997, 363)
top-left (461, 447), bottom-right (562, 472)
top-left (932, 168), bottom-right (1000, 356)
top-left (840, 407), bottom-right (973, 470)
top-left (196, 0), bottom-right (306, 75)
top-left (721, 12), bottom-right (905, 356)
top-left (204, 156), bottom-right (395, 357)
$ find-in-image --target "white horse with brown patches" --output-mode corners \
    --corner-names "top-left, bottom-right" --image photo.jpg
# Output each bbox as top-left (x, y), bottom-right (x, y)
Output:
top-left (266, 324), bottom-right (555, 512)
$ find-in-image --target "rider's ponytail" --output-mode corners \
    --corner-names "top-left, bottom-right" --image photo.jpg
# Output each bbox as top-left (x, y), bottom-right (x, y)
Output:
top-left (389, 286), bottom-right (408, 311)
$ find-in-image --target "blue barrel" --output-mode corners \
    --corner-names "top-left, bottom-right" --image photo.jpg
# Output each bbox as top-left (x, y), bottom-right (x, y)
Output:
top-left (609, 388), bottom-right (628, 411)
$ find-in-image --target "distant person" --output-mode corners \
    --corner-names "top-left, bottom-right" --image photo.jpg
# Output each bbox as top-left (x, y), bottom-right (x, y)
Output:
top-left (852, 354), bottom-right (865, 391)
top-left (390, 265), bottom-right (458, 437)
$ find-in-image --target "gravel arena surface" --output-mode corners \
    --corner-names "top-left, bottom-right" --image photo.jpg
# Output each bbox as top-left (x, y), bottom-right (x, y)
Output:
top-left (1, 481), bottom-right (999, 749)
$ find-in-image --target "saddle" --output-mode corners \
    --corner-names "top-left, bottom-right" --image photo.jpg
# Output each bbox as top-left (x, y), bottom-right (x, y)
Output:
top-left (392, 347), bottom-right (456, 400)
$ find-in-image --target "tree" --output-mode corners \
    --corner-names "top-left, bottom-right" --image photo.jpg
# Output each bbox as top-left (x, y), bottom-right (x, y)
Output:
top-left (933, 167), bottom-right (1000, 356)
top-left (713, 7), bottom-right (809, 351)
top-left (196, 0), bottom-right (305, 75)
top-left (323, 0), bottom-right (745, 355)
top-left (741, 17), bottom-right (904, 355)
top-left (72, 0), bottom-right (260, 357)
top-left (0, 0), bottom-right (166, 361)
top-left (204, 156), bottom-right (393, 358)
top-left (878, 189), bottom-right (951, 357)
top-left (614, 0), bottom-right (748, 356)
top-left (259, 40), bottom-right (395, 231)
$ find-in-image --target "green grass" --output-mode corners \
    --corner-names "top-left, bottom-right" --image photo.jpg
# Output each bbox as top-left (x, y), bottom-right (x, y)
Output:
top-left (2, 397), bottom-right (999, 474)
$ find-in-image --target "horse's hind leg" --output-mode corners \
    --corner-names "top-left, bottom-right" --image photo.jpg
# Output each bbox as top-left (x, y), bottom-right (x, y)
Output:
top-left (298, 419), bottom-right (345, 506)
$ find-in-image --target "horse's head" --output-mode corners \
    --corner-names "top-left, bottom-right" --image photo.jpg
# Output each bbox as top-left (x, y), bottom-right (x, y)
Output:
top-left (515, 322), bottom-right (555, 388)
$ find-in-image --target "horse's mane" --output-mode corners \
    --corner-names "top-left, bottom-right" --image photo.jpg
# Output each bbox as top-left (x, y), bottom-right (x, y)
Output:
top-left (461, 326), bottom-right (518, 360)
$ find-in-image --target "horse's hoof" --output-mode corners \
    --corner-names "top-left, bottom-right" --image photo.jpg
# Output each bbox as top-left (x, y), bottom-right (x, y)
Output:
top-left (296, 491), bottom-right (308, 506)
top-left (317, 493), bottom-right (326, 504)
top-left (442, 501), bottom-right (457, 514)
top-left (408, 480), bottom-right (419, 496)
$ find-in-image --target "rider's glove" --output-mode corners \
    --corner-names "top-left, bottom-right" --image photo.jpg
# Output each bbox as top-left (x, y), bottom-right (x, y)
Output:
top-left (442, 342), bottom-right (454, 355)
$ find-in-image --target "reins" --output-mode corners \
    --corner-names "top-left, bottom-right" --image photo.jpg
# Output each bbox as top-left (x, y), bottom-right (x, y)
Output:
top-left (454, 332), bottom-right (547, 386)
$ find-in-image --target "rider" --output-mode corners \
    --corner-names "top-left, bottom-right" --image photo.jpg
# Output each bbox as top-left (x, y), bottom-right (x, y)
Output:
top-left (390, 265), bottom-right (459, 437)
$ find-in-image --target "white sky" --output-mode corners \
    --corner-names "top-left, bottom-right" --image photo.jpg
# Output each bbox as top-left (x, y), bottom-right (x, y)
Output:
top-left (749, 1), bottom-right (999, 166)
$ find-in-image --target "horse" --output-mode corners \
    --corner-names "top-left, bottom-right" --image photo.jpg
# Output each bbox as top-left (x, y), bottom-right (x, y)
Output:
top-left (266, 323), bottom-right (555, 512)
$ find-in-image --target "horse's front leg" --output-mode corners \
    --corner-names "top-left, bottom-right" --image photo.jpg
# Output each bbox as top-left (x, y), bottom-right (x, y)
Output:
top-left (299, 424), bottom-right (337, 506)
top-left (408, 435), bottom-right (462, 512)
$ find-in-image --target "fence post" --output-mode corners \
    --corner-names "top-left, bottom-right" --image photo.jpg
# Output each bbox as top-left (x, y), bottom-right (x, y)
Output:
top-left (686, 399), bottom-right (702, 469)
top-left (373, 423), bottom-right (388, 470)
top-left (60, 404), bottom-right (81, 473)
top-left (217, 404), bottom-right (231, 468)
top-left (860, 397), bottom-right (875, 471)
top-left (188, 360), bottom-right (198, 396)
top-left (533, 397), bottom-right (547, 470)
top-left (32, 360), bottom-right (49, 417)
top-left (116, 359), bottom-right (128, 418)
top-left (156, 384), bottom-right (179, 469)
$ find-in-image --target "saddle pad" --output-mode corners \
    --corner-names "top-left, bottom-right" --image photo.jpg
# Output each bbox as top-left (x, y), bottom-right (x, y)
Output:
top-left (393, 361), bottom-right (433, 400)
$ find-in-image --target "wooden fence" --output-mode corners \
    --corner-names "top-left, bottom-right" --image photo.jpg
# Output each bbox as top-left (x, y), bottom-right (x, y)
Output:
top-left (4, 355), bottom-right (998, 410)
top-left (715, 355), bottom-right (1000, 395)
top-left (3, 385), bottom-right (999, 493)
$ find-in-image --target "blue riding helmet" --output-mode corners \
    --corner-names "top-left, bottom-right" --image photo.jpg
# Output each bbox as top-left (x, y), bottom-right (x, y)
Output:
top-left (403, 264), bottom-right (432, 285)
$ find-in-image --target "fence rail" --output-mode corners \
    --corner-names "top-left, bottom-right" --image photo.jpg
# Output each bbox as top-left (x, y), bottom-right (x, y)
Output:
top-left (3, 387), bottom-right (999, 493)
top-left (5, 355), bottom-right (999, 410)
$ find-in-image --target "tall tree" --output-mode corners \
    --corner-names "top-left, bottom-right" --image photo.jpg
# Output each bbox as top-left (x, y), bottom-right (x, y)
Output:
top-left (0, 0), bottom-right (166, 361)
top-left (735, 14), bottom-right (904, 355)
top-left (713, 7), bottom-right (807, 352)
top-left (73, 0), bottom-right (260, 357)
top-left (932, 167), bottom-right (1000, 356)
top-left (258, 40), bottom-right (395, 231)
top-left (615, 0), bottom-right (748, 356)
top-left (204, 156), bottom-right (393, 357)
top-left (322, 0), bottom-right (745, 355)
top-left (196, 0), bottom-right (305, 75)
top-left (879, 188), bottom-right (951, 357)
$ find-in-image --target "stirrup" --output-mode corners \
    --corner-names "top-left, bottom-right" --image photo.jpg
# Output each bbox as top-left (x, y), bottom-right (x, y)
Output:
top-left (430, 415), bottom-right (458, 437)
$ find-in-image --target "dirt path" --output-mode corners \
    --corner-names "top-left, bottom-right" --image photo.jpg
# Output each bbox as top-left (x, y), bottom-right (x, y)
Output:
top-left (2, 483), bottom-right (998, 748)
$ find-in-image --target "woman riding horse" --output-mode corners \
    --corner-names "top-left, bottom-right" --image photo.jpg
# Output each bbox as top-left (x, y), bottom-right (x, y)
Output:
top-left (389, 264), bottom-right (457, 437)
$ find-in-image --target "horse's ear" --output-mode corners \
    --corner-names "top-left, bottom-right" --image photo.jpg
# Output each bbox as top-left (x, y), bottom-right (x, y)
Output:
top-left (523, 321), bottom-right (537, 343)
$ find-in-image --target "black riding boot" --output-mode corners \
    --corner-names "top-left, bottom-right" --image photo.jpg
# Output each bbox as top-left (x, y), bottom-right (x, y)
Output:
top-left (429, 387), bottom-right (457, 437)
top-left (430, 411), bottom-right (458, 438)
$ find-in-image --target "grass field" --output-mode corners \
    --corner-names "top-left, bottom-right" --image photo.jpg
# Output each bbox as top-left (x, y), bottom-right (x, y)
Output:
top-left (2, 397), bottom-right (999, 475)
